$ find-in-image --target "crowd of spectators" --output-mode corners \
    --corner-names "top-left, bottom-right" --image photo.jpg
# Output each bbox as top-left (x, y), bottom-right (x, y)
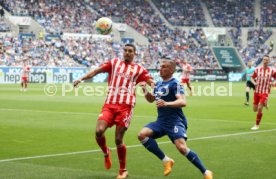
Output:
top-left (62, 37), bottom-right (117, 67)
top-left (0, 0), bottom-right (28, 16)
top-left (0, 19), bottom-right (10, 32)
top-left (190, 28), bottom-right (207, 46)
top-left (1, 0), bottom-right (276, 70)
top-left (204, 0), bottom-right (254, 27)
top-left (152, 0), bottom-right (207, 26)
top-left (237, 28), bottom-right (273, 65)
top-left (247, 28), bottom-right (272, 45)
top-left (0, 35), bottom-right (80, 67)
top-left (89, 0), bottom-right (169, 41)
top-left (261, 0), bottom-right (276, 27)
top-left (0, 0), bottom-right (99, 34)
top-left (0, 7), bottom-right (10, 32)
top-left (0, 32), bottom-right (220, 70)
top-left (229, 27), bottom-right (242, 47)
top-left (88, 0), bottom-right (219, 69)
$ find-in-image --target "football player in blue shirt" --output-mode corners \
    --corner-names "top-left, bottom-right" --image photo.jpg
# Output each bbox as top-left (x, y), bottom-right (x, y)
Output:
top-left (138, 58), bottom-right (213, 179)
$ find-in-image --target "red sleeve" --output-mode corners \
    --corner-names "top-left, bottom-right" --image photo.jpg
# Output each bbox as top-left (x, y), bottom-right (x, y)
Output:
top-left (100, 60), bottom-right (112, 73)
top-left (251, 69), bottom-right (257, 79)
top-left (136, 68), bottom-right (152, 84)
top-left (273, 71), bottom-right (276, 79)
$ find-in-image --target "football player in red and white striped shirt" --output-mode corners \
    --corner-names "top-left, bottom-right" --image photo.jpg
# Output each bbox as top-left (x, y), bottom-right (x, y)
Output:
top-left (250, 55), bottom-right (276, 130)
top-left (74, 44), bottom-right (154, 179)
top-left (181, 59), bottom-right (193, 96)
top-left (21, 60), bottom-right (31, 92)
top-left (273, 62), bottom-right (276, 89)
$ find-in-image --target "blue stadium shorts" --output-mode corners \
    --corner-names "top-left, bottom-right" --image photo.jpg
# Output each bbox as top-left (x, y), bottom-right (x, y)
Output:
top-left (145, 121), bottom-right (187, 143)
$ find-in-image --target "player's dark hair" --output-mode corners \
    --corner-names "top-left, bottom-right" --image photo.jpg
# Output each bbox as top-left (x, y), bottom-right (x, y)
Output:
top-left (125, 44), bottom-right (136, 52)
top-left (263, 55), bottom-right (269, 59)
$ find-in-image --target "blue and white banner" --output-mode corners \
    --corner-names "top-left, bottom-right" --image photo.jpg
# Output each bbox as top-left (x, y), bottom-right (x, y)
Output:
top-left (0, 67), bottom-right (108, 84)
top-left (45, 34), bottom-right (61, 41)
top-left (0, 67), bottom-right (229, 84)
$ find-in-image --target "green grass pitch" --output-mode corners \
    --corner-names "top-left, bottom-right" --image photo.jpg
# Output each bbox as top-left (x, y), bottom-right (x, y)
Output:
top-left (0, 82), bottom-right (276, 179)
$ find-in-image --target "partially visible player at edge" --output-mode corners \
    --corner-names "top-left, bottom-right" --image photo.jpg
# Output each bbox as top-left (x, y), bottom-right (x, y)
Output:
top-left (250, 55), bottom-right (276, 130)
top-left (138, 58), bottom-right (213, 179)
top-left (243, 61), bottom-right (255, 105)
top-left (273, 62), bottom-right (276, 89)
top-left (181, 59), bottom-right (193, 96)
top-left (73, 44), bottom-right (154, 179)
top-left (21, 60), bottom-right (30, 92)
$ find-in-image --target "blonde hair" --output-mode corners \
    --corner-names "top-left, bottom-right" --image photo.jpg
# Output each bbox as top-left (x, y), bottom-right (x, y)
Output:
top-left (162, 59), bottom-right (176, 72)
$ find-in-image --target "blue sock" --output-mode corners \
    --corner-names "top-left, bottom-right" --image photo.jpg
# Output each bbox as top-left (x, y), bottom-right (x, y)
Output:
top-left (141, 137), bottom-right (165, 160)
top-left (186, 150), bottom-right (206, 174)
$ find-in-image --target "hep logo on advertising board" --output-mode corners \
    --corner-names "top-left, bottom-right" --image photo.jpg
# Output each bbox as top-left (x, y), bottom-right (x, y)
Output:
top-left (53, 73), bottom-right (70, 83)
top-left (3, 73), bottom-right (21, 83)
top-left (29, 73), bottom-right (47, 83)
top-left (0, 72), bottom-right (46, 83)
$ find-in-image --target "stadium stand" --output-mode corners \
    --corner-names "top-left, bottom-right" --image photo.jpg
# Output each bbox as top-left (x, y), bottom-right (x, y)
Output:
top-left (0, 36), bottom-right (80, 67)
top-left (88, 0), bottom-right (219, 69)
top-left (152, 0), bottom-right (207, 26)
top-left (88, 0), bottom-right (169, 41)
top-left (247, 28), bottom-right (272, 45)
top-left (229, 27), bottom-right (242, 47)
top-left (0, 19), bottom-right (10, 32)
top-left (261, 0), bottom-right (276, 27)
top-left (0, 0), bottom-right (99, 34)
top-left (236, 28), bottom-right (273, 64)
top-left (204, 0), bottom-right (255, 27)
top-left (0, 0), bottom-right (275, 69)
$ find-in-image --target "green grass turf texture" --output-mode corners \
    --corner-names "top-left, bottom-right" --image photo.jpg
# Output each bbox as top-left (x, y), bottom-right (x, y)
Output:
top-left (0, 82), bottom-right (276, 179)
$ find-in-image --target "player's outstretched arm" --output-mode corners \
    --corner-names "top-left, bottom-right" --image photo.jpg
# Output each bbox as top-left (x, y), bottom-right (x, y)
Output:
top-left (156, 94), bottom-right (186, 108)
top-left (144, 91), bottom-right (155, 103)
top-left (140, 79), bottom-right (155, 103)
top-left (73, 67), bottom-right (103, 87)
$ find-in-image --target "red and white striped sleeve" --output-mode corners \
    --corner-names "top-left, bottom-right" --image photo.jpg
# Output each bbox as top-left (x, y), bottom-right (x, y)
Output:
top-left (100, 59), bottom-right (113, 73)
top-left (135, 67), bottom-right (152, 84)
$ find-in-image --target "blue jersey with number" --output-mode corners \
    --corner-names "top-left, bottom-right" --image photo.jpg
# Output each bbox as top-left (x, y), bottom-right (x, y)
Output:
top-left (244, 67), bottom-right (255, 81)
top-left (154, 78), bottom-right (187, 128)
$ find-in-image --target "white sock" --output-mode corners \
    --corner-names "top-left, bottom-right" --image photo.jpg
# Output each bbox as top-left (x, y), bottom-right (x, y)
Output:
top-left (141, 137), bottom-right (149, 144)
top-left (204, 170), bottom-right (210, 176)
top-left (162, 155), bottom-right (171, 162)
top-left (185, 148), bottom-right (191, 156)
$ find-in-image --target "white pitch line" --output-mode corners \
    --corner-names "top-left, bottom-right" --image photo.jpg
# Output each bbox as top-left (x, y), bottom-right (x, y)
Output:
top-left (191, 118), bottom-right (276, 125)
top-left (1, 108), bottom-right (276, 126)
top-left (1, 108), bottom-right (276, 125)
top-left (0, 108), bottom-right (94, 116)
top-left (0, 108), bottom-right (157, 119)
top-left (0, 128), bottom-right (276, 163)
